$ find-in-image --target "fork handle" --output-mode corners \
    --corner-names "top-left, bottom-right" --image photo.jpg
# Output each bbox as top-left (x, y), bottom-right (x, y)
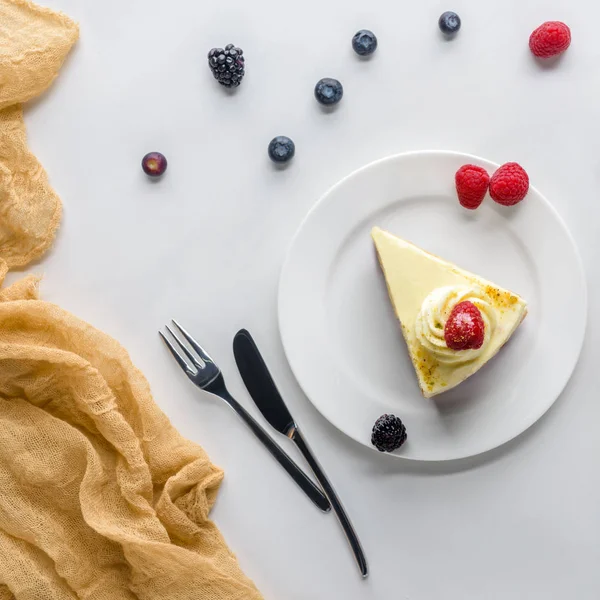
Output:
top-left (219, 390), bottom-right (331, 513)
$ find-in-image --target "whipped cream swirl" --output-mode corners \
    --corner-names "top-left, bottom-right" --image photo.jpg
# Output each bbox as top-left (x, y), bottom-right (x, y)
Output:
top-left (415, 286), bottom-right (497, 365)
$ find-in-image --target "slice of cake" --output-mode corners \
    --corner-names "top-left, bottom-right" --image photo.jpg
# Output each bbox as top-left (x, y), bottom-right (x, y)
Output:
top-left (372, 227), bottom-right (528, 398)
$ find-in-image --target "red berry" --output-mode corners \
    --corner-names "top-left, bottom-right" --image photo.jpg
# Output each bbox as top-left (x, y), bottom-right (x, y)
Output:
top-left (529, 21), bottom-right (571, 58)
top-left (444, 301), bottom-right (485, 351)
top-left (142, 152), bottom-right (168, 177)
top-left (489, 162), bottom-right (529, 206)
top-left (455, 164), bottom-right (490, 209)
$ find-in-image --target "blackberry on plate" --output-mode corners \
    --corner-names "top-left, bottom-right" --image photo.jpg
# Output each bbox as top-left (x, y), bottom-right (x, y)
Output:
top-left (352, 29), bottom-right (378, 56)
top-left (314, 78), bottom-right (343, 106)
top-left (208, 44), bottom-right (245, 88)
top-left (371, 414), bottom-right (407, 452)
top-left (268, 136), bottom-right (295, 163)
top-left (438, 11), bottom-right (461, 35)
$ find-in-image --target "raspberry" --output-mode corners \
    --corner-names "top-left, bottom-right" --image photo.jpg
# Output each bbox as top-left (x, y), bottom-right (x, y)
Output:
top-left (489, 162), bottom-right (529, 206)
top-left (455, 164), bottom-right (490, 209)
top-left (529, 21), bottom-right (571, 58)
top-left (444, 301), bottom-right (485, 351)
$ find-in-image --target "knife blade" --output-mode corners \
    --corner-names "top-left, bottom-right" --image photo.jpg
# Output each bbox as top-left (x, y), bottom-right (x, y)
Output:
top-left (232, 328), bottom-right (368, 579)
top-left (233, 330), bottom-right (296, 436)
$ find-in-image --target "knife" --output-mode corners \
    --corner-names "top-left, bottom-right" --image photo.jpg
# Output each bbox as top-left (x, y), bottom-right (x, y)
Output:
top-left (233, 329), bottom-right (368, 579)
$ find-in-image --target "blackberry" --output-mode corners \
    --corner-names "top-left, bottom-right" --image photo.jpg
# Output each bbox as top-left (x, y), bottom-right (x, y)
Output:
top-left (439, 11), bottom-right (461, 36)
top-left (208, 44), bottom-right (245, 88)
top-left (371, 414), bottom-right (407, 452)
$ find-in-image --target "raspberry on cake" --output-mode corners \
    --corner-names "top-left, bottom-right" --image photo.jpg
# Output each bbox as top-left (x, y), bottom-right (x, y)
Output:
top-left (444, 301), bottom-right (486, 350)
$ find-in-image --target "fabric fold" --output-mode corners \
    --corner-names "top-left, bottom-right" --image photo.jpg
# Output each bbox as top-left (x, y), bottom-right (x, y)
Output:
top-left (0, 276), bottom-right (262, 599)
top-left (0, 0), bottom-right (78, 271)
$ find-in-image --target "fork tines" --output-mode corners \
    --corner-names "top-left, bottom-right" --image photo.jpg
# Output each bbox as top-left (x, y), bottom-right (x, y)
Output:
top-left (159, 320), bottom-right (215, 377)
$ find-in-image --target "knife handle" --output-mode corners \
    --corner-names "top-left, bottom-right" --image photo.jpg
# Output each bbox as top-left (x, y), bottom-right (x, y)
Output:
top-left (220, 390), bottom-right (331, 513)
top-left (291, 428), bottom-right (368, 579)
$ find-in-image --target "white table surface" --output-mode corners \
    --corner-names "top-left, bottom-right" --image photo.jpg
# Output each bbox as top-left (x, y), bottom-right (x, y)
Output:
top-left (16, 0), bottom-right (599, 597)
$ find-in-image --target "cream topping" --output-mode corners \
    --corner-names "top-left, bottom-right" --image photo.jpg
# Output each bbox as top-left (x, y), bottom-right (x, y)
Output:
top-left (415, 285), bottom-right (497, 365)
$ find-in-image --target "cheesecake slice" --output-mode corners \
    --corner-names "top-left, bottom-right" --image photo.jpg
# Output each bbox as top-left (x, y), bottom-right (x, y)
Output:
top-left (372, 227), bottom-right (528, 398)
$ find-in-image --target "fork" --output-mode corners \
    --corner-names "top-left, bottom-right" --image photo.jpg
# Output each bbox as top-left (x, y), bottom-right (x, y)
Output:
top-left (159, 320), bottom-right (330, 513)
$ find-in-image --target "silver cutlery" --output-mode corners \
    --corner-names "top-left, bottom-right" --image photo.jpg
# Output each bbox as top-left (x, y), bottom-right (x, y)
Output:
top-left (159, 320), bottom-right (330, 513)
top-left (233, 328), bottom-right (368, 579)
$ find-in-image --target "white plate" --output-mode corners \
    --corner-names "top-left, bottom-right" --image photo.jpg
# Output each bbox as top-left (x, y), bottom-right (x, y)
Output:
top-left (278, 151), bottom-right (587, 461)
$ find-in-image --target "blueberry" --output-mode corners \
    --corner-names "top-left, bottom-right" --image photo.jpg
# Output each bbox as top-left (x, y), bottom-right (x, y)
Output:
top-left (268, 136), bottom-right (295, 164)
top-left (314, 78), bottom-right (343, 106)
top-left (142, 152), bottom-right (167, 177)
top-left (439, 11), bottom-right (461, 35)
top-left (352, 29), bottom-right (378, 56)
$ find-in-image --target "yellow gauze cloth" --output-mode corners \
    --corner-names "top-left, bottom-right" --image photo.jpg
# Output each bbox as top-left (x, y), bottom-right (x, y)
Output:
top-left (0, 2), bottom-right (262, 599)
